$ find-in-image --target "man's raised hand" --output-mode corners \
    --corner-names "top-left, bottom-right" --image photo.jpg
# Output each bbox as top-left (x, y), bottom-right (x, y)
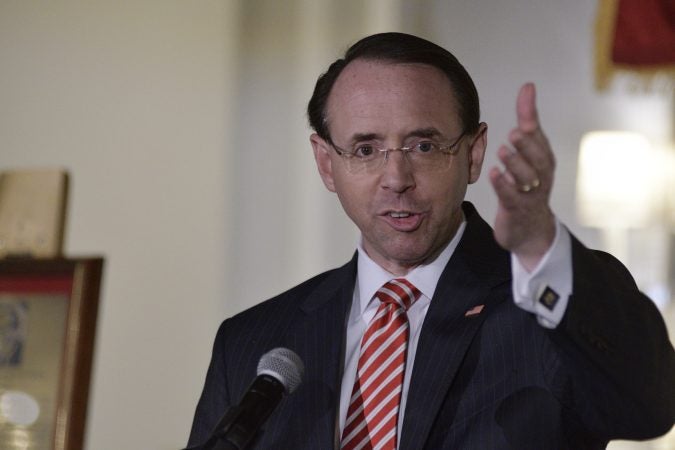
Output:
top-left (488, 83), bottom-right (556, 271)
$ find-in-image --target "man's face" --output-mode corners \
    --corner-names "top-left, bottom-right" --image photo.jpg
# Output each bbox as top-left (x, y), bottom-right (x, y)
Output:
top-left (311, 59), bottom-right (487, 275)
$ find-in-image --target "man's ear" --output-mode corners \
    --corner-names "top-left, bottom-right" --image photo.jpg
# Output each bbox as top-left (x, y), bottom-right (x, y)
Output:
top-left (467, 122), bottom-right (488, 184)
top-left (311, 133), bottom-right (337, 192)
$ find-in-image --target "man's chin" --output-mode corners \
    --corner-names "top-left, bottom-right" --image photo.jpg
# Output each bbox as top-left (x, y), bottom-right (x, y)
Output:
top-left (371, 243), bottom-right (439, 271)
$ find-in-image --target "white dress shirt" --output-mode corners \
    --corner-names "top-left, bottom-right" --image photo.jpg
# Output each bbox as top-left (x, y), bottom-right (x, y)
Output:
top-left (338, 218), bottom-right (573, 444)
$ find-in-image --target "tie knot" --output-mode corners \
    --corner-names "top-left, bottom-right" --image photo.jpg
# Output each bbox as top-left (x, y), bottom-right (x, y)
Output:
top-left (376, 278), bottom-right (421, 310)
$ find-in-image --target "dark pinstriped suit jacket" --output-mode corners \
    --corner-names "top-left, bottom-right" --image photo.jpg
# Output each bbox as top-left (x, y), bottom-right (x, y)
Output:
top-left (187, 203), bottom-right (675, 449)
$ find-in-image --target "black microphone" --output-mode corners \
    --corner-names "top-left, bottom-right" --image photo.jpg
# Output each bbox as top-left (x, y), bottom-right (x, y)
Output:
top-left (199, 347), bottom-right (304, 450)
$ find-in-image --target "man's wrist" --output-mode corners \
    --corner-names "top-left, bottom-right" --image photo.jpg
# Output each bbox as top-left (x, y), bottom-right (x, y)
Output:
top-left (512, 211), bottom-right (556, 272)
top-left (511, 219), bottom-right (573, 329)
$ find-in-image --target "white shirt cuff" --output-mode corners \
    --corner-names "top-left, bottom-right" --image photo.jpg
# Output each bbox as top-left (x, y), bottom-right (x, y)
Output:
top-left (511, 219), bottom-right (573, 329)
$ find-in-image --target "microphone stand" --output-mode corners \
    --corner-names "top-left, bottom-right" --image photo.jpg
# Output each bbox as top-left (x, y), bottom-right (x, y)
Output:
top-left (197, 406), bottom-right (243, 450)
top-left (196, 375), bottom-right (284, 450)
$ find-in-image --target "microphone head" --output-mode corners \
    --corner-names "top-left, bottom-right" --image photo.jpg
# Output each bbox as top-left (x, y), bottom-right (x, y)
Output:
top-left (257, 348), bottom-right (304, 394)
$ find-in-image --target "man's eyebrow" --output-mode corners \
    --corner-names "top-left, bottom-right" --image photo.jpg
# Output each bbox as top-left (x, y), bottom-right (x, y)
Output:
top-left (348, 128), bottom-right (445, 143)
top-left (406, 128), bottom-right (444, 139)
top-left (349, 132), bottom-right (382, 143)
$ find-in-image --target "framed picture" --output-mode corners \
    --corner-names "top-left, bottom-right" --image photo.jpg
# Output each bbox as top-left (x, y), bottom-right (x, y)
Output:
top-left (0, 258), bottom-right (103, 450)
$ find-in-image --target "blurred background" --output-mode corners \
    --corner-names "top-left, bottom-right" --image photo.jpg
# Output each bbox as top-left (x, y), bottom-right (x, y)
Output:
top-left (0, 1), bottom-right (672, 448)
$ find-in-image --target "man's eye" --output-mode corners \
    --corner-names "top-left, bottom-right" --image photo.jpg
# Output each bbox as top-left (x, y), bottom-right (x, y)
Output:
top-left (354, 145), bottom-right (375, 157)
top-left (416, 142), bottom-right (435, 153)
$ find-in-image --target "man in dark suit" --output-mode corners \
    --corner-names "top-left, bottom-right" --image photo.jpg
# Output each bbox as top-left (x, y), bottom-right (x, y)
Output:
top-left (187, 32), bottom-right (675, 449)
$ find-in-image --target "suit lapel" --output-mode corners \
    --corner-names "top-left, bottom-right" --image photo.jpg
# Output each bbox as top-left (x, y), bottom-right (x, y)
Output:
top-left (280, 254), bottom-right (357, 449)
top-left (400, 203), bottom-right (511, 450)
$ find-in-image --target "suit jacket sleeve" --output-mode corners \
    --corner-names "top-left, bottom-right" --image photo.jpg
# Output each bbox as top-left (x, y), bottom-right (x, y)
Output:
top-left (547, 234), bottom-right (675, 439)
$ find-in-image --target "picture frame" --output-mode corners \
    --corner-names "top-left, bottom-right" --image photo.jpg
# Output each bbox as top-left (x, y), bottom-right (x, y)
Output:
top-left (0, 257), bottom-right (103, 450)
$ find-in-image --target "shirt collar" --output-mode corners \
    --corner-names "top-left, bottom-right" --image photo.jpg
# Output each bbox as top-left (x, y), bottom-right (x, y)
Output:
top-left (355, 220), bottom-right (467, 315)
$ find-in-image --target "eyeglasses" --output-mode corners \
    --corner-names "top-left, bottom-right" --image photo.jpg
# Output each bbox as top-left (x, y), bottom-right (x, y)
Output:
top-left (331, 131), bottom-right (466, 174)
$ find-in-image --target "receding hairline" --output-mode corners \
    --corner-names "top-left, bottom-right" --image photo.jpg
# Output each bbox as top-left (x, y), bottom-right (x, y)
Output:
top-left (321, 57), bottom-right (464, 139)
top-left (307, 32), bottom-right (481, 142)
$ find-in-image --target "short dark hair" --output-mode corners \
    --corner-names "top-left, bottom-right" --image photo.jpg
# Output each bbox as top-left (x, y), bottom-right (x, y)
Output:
top-left (307, 32), bottom-right (480, 142)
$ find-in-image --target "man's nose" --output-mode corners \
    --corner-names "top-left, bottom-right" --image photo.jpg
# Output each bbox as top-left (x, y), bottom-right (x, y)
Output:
top-left (380, 150), bottom-right (416, 193)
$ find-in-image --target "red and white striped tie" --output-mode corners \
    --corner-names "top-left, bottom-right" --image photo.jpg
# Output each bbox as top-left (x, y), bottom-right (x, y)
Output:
top-left (341, 278), bottom-right (421, 450)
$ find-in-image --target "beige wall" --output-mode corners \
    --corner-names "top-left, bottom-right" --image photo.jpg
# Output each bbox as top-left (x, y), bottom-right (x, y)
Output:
top-left (0, 1), bottom-right (672, 449)
top-left (0, 2), bottom-right (238, 449)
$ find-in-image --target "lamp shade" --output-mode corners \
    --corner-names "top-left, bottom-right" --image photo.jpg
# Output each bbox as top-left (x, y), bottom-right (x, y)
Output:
top-left (576, 131), bottom-right (661, 228)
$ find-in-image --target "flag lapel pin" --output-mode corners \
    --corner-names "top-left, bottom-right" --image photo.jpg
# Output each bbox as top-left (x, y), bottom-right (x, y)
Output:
top-left (464, 304), bottom-right (484, 317)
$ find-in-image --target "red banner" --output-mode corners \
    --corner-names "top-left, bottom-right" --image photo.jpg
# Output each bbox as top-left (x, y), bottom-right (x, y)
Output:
top-left (595, 0), bottom-right (675, 89)
top-left (613, 0), bottom-right (675, 65)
